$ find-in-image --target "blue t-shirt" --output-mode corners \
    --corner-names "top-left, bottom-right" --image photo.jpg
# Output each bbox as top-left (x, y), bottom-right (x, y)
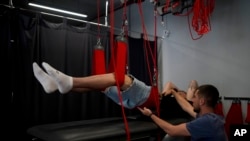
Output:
top-left (186, 113), bottom-right (227, 141)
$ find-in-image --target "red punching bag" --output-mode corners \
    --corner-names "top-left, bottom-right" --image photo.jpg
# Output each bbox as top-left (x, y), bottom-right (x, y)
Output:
top-left (214, 100), bottom-right (224, 117)
top-left (245, 101), bottom-right (250, 123)
top-left (225, 100), bottom-right (243, 138)
top-left (92, 43), bottom-right (106, 75)
top-left (109, 35), bottom-right (127, 86)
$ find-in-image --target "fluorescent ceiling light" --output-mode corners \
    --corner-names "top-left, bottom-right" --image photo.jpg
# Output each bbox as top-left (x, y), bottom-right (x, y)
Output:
top-left (40, 12), bottom-right (108, 27)
top-left (28, 3), bottom-right (87, 18)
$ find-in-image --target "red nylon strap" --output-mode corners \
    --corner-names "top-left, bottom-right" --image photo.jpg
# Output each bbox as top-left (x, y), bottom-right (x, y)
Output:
top-left (137, 1), bottom-right (160, 119)
top-left (109, 0), bottom-right (130, 140)
top-left (138, 86), bottom-right (160, 116)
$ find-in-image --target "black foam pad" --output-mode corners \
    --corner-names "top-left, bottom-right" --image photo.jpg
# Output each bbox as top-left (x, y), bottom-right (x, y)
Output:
top-left (27, 117), bottom-right (159, 141)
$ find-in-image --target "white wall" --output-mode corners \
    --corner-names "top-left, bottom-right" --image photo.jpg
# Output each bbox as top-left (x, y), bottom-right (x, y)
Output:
top-left (113, 0), bottom-right (250, 122)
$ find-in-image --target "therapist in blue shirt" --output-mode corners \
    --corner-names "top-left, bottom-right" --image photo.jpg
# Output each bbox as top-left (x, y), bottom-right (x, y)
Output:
top-left (138, 84), bottom-right (227, 141)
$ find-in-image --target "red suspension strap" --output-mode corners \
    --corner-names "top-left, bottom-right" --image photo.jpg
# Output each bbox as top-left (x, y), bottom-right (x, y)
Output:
top-left (109, 0), bottom-right (130, 140)
top-left (137, 0), bottom-right (160, 116)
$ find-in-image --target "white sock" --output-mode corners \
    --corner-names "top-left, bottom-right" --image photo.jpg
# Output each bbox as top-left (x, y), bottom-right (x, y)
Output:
top-left (32, 62), bottom-right (57, 93)
top-left (42, 62), bottom-right (73, 94)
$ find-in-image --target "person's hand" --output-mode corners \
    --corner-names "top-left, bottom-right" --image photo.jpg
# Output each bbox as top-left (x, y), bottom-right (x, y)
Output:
top-left (170, 89), bottom-right (178, 94)
top-left (137, 107), bottom-right (153, 116)
top-left (161, 89), bottom-right (172, 96)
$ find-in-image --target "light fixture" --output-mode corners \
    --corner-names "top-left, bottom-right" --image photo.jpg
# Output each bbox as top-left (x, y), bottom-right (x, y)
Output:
top-left (40, 12), bottom-right (108, 27)
top-left (28, 3), bottom-right (88, 18)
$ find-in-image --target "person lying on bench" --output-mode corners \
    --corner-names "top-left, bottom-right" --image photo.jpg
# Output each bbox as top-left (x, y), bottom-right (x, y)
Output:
top-left (32, 62), bottom-right (194, 110)
top-left (159, 81), bottom-right (198, 122)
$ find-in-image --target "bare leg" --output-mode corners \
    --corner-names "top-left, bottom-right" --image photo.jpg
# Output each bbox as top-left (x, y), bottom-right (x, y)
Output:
top-left (71, 88), bottom-right (93, 92)
top-left (73, 73), bottom-right (133, 91)
top-left (186, 80), bottom-right (198, 101)
top-left (34, 62), bottom-right (133, 94)
top-left (72, 73), bottom-right (115, 90)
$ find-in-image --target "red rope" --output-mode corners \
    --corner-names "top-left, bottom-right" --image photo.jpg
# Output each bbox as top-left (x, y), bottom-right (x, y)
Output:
top-left (154, 5), bottom-right (160, 116)
top-left (192, 0), bottom-right (214, 35)
top-left (137, 0), bottom-right (160, 116)
top-left (187, 7), bottom-right (203, 40)
top-left (137, 2), bottom-right (156, 84)
top-left (172, 0), bottom-right (214, 40)
top-left (97, 0), bottom-right (100, 39)
top-left (109, 0), bottom-right (130, 140)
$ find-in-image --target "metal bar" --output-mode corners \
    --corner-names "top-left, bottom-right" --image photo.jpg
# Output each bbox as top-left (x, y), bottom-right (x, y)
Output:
top-left (224, 97), bottom-right (250, 101)
top-left (0, 3), bottom-right (159, 38)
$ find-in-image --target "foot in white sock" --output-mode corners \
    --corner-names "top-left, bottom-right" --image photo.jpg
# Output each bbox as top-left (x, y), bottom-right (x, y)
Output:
top-left (42, 62), bottom-right (73, 94)
top-left (33, 62), bottom-right (57, 93)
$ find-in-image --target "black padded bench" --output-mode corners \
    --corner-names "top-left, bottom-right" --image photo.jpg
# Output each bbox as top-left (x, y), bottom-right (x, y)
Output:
top-left (27, 117), bottom-right (160, 141)
top-left (27, 95), bottom-right (193, 141)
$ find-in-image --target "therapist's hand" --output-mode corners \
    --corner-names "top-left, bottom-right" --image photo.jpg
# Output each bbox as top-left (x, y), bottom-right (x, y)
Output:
top-left (137, 107), bottom-right (152, 117)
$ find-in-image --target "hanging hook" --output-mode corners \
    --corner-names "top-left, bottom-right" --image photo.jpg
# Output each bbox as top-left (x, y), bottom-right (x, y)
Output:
top-left (217, 97), bottom-right (222, 103)
top-left (95, 38), bottom-right (103, 50)
top-left (97, 38), bottom-right (101, 46)
top-left (237, 98), bottom-right (241, 103)
top-left (120, 27), bottom-right (125, 37)
top-left (161, 16), bottom-right (170, 39)
top-left (9, 0), bottom-right (14, 8)
top-left (153, 67), bottom-right (157, 86)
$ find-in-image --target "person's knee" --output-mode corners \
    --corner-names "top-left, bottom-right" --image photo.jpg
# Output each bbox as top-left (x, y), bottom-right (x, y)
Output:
top-left (121, 75), bottom-right (133, 90)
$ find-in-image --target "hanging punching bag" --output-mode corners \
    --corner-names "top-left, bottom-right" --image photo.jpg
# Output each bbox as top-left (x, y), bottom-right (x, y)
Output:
top-left (214, 100), bottom-right (224, 117)
top-left (245, 100), bottom-right (250, 124)
top-left (92, 43), bottom-right (106, 75)
top-left (112, 35), bottom-right (127, 86)
top-left (225, 99), bottom-right (243, 138)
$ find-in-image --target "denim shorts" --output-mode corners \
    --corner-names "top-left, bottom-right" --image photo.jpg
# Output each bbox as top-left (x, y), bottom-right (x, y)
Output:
top-left (104, 76), bottom-right (152, 109)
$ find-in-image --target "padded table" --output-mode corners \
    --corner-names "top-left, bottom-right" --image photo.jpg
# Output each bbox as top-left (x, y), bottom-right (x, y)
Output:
top-left (27, 117), bottom-right (159, 141)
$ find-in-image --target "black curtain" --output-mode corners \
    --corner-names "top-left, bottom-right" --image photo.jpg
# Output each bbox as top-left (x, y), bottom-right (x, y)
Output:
top-left (128, 36), bottom-right (156, 86)
top-left (0, 6), bottom-right (157, 140)
top-left (0, 6), bottom-right (15, 140)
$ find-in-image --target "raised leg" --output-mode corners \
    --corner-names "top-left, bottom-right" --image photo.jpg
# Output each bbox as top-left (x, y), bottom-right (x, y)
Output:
top-left (186, 80), bottom-right (198, 101)
top-left (32, 62), bottom-right (57, 93)
top-left (33, 62), bottom-right (133, 94)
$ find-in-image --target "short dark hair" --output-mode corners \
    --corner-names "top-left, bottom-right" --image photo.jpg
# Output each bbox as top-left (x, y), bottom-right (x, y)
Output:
top-left (196, 84), bottom-right (219, 108)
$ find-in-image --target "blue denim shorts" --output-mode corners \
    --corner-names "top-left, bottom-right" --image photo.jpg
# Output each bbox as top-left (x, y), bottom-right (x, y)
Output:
top-left (104, 76), bottom-right (152, 109)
